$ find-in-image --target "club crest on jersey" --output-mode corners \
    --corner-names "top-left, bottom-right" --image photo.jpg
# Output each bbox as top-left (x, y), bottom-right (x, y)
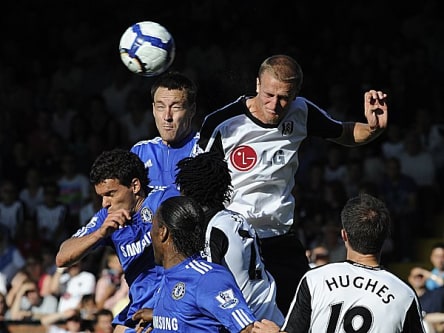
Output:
top-left (282, 121), bottom-right (294, 136)
top-left (171, 282), bottom-right (185, 300)
top-left (216, 288), bottom-right (239, 309)
top-left (141, 207), bottom-right (153, 223)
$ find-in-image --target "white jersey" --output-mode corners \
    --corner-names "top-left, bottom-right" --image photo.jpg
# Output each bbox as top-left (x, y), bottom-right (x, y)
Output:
top-left (283, 261), bottom-right (425, 333)
top-left (198, 96), bottom-right (343, 238)
top-left (57, 271), bottom-right (96, 312)
top-left (202, 209), bottom-right (284, 325)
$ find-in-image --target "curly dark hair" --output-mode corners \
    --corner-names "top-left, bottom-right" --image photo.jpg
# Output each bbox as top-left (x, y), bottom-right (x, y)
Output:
top-left (175, 152), bottom-right (232, 209)
top-left (89, 149), bottom-right (149, 195)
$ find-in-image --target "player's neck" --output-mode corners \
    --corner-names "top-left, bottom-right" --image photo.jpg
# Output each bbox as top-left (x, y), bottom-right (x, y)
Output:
top-left (347, 251), bottom-right (380, 268)
top-left (163, 251), bottom-right (187, 270)
top-left (133, 196), bottom-right (145, 213)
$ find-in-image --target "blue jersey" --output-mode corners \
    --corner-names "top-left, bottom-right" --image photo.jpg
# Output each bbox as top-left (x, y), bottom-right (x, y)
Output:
top-left (152, 254), bottom-right (256, 332)
top-left (72, 186), bottom-right (180, 328)
top-left (130, 131), bottom-right (201, 190)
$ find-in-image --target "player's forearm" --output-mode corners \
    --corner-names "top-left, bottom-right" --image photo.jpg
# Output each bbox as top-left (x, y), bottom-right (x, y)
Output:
top-left (330, 122), bottom-right (383, 147)
top-left (353, 122), bottom-right (384, 144)
top-left (55, 232), bottom-right (103, 267)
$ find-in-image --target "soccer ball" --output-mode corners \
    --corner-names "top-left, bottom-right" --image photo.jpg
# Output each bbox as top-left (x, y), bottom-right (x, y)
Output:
top-left (119, 21), bottom-right (175, 77)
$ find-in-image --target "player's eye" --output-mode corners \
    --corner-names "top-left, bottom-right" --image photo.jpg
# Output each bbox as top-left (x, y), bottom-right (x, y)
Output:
top-left (172, 105), bottom-right (185, 111)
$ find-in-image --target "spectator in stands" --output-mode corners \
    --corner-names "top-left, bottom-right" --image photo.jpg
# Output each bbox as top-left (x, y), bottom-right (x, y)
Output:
top-left (78, 294), bottom-right (97, 322)
top-left (49, 89), bottom-right (78, 142)
top-left (35, 181), bottom-right (68, 248)
top-left (118, 88), bottom-right (157, 147)
top-left (381, 123), bottom-right (405, 160)
top-left (306, 245), bottom-right (330, 268)
top-left (56, 152), bottom-right (91, 234)
top-left (0, 274), bottom-right (6, 296)
top-left (16, 217), bottom-right (44, 259)
top-left (0, 179), bottom-right (25, 241)
top-left (19, 167), bottom-right (45, 219)
top-left (94, 250), bottom-right (128, 312)
top-left (41, 309), bottom-right (87, 333)
top-left (6, 256), bottom-right (52, 311)
top-left (0, 225), bottom-right (25, 287)
top-left (78, 188), bottom-right (102, 227)
top-left (92, 309), bottom-right (114, 333)
top-left (0, 292), bottom-right (9, 333)
top-left (7, 279), bottom-right (58, 321)
top-left (424, 243), bottom-right (444, 291)
top-left (50, 262), bottom-right (96, 313)
top-left (399, 130), bottom-right (437, 235)
top-left (379, 156), bottom-right (418, 262)
top-left (408, 266), bottom-right (444, 314)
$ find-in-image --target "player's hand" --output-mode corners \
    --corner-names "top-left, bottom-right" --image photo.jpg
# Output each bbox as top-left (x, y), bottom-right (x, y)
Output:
top-left (364, 90), bottom-right (388, 130)
top-left (252, 319), bottom-right (283, 333)
top-left (99, 209), bottom-right (131, 237)
top-left (133, 308), bottom-right (153, 333)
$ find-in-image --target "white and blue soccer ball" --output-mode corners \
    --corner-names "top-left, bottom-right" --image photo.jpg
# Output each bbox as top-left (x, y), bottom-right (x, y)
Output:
top-left (119, 21), bottom-right (175, 77)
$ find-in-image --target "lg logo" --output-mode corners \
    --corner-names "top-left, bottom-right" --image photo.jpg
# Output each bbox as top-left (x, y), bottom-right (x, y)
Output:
top-left (230, 146), bottom-right (257, 171)
top-left (230, 146), bottom-right (286, 171)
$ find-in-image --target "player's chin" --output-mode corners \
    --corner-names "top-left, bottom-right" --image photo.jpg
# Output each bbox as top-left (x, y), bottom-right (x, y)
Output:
top-left (266, 114), bottom-right (280, 125)
top-left (160, 131), bottom-right (177, 142)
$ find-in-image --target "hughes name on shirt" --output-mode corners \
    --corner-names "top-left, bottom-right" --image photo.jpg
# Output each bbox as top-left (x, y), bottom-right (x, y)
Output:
top-left (324, 275), bottom-right (395, 304)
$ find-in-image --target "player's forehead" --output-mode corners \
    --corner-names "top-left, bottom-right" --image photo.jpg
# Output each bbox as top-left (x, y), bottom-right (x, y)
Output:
top-left (95, 178), bottom-right (126, 195)
top-left (153, 87), bottom-right (188, 105)
top-left (258, 72), bottom-right (295, 97)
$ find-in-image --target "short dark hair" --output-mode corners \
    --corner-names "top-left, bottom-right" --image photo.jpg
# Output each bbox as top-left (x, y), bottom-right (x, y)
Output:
top-left (95, 308), bottom-right (113, 319)
top-left (150, 71), bottom-right (197, 106)
top-left (431, 242), bottom-right (444, 251)
top-left (175, 151), bottom-right (232, 209)
top-left (341, 193), bottom-right (391, 255)
top-left (89, 149), bottom-right (149, 195)
top-left (155, 196), bottom-right (205, 257)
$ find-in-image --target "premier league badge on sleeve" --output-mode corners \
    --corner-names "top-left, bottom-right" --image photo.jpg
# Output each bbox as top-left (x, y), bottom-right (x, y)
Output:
top-left (216, 289), bottom-right (239, 309)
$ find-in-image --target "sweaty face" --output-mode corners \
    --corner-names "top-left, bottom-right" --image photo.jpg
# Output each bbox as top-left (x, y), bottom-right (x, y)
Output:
top-left (255, 71), bottom-right (296, 125)
top-left (152, 87), bottom-right (195, 145)
top-left (95, 179), bottom-right (137, 214)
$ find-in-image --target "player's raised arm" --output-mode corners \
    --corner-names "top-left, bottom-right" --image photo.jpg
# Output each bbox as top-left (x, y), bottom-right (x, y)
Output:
top-left (330, 90), bottom-right (388, 146)
top-left (55, 209), bottom-right (130, 267)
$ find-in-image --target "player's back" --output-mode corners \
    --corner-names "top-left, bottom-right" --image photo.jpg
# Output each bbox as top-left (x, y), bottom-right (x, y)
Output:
top-left (285, 261), bottom-right (425, 333)
top-left (203, 209), bottom-right (284, 325)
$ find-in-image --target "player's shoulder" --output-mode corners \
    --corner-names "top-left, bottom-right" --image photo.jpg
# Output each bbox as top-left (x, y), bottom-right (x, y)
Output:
top-left (186, 256), bottom-right (227, 276)
top-left (131, 136), bottom-right (163, 150)
top-left (304, 261), bottom-right (359, 280)
top-left (203, 96), bottom-right (247, 123)
top-left (209, 209), bottom-right (249, 229)
top-left (150, 185), bottom-right (180, 199)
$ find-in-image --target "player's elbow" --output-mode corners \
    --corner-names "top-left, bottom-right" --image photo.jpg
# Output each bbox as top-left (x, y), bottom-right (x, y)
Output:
top-left (55, 252), bottom-right (69, 268)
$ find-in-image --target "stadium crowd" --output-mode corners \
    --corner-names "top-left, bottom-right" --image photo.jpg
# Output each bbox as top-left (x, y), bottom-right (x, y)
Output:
top-left (0, 0), bottom-right (444, 332)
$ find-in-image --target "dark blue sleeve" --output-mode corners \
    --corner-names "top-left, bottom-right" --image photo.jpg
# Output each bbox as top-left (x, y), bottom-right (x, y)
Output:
top-left (306, 102), bottom-right (343, 139)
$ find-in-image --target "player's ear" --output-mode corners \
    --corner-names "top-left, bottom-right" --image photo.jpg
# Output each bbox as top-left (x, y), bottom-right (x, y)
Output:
top-left (256, 77), bottom-right (260, 93)
top-left (159, 225), bottom-right (169, 243)
top-left (131, 178), bottom-right (141, 193)
top-left (341, 229), bottom-right (347, 242)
